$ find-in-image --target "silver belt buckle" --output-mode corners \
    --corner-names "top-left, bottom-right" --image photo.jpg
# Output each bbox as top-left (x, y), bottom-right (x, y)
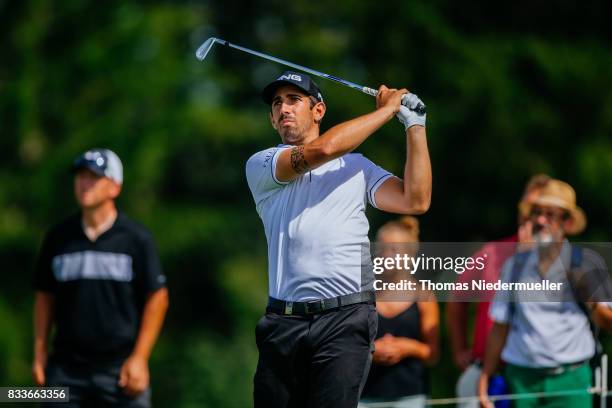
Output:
top-left (550, 366), bottom-right (565, 375)
top-left (284, 301), bottom-right (293, 315)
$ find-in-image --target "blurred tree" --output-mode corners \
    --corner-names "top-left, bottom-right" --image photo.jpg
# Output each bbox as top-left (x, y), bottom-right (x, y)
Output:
top-left (1, 0), bottom-right (611, 405)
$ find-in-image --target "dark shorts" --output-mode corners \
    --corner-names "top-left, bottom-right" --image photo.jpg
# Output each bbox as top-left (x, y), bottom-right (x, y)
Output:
top-left (254, 302), bottom-right (378, 408)
top-left (43, 359), bottom-right (151, 408)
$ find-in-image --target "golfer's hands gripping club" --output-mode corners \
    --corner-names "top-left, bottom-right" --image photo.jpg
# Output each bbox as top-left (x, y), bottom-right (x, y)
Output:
top-left (364, 86), bottom-right (426, 114)
top-left (376, 85), bottom-right (408, 120)
top-left (396, 93), bottom-right (426, 129)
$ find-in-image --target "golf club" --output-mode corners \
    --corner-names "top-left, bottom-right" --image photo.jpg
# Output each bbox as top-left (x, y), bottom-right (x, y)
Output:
top-left (195, 37), bottom-right (426, 114)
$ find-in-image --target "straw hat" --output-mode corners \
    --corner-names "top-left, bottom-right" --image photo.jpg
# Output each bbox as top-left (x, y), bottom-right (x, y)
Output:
top-left (518, 179), bottom-right (587, 235)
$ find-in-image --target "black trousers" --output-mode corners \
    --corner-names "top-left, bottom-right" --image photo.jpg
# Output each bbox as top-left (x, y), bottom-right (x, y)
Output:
top-left (254, 303), bottom-right (377, 408)
top-left (43, 358), bottom-right (151, 408)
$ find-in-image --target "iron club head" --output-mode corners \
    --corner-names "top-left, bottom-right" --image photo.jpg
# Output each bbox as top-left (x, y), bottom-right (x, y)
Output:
top-left (195, 37), bottom-right (219, 61)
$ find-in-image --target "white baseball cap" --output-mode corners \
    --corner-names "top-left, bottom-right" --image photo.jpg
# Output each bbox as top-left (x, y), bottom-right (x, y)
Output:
top-left (72, 148), bottom-right (123, 185)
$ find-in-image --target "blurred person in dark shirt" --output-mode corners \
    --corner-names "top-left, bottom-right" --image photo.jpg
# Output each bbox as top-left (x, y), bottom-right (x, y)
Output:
top-left (360, 216), bottom-right (439, 408)
top-left (32, 148), bottom-right (169, 407)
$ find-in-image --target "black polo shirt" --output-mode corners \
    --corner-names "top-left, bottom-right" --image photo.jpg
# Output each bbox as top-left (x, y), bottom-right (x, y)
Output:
top-left (33, 212), bottom-right (166, 366)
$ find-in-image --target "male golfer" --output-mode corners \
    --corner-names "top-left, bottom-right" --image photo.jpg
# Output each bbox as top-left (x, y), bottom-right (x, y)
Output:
top-left (246, 70), bottom-right (431, 407)
top-left (32, 148), bottom-right (169, 407)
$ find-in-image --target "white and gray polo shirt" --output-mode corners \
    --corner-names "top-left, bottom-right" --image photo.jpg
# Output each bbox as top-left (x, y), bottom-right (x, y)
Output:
top-left (490, 241), bottom-right (610, 368)
top-left (246, 145), bottom-right (393, 302)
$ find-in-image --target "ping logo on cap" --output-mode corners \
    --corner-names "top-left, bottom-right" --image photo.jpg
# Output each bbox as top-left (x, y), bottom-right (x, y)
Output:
top-left (262, 70), bottom-right (323, 104)
top-left (278, 74), bottom-right (302, 82)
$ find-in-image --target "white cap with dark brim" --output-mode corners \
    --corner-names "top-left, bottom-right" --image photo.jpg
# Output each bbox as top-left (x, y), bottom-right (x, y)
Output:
top-left (72, 148), bottom-right (123, 185)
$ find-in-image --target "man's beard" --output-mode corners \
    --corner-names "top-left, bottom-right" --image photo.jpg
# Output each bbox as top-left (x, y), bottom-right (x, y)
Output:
top-left (280, 124), bottom-right (308, 144)
top-left (281, 129), bottom-right (301, 143)
top-left (533, 225), bottom-right (557, 248)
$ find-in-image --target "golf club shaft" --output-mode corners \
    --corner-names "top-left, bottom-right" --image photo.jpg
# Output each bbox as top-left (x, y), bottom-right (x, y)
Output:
top-left (197, 38), bottom-right (426, 114)
top-left (222, 40), bottom-right (372, 91)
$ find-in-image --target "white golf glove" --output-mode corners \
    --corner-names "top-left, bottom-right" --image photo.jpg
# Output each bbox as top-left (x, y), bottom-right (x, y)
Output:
top-left (396, 93), bottom-right (426, 129)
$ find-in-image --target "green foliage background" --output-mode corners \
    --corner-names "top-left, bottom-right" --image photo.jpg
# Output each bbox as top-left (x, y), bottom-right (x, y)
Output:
top-left (1, 0), bottom-right (611, 406)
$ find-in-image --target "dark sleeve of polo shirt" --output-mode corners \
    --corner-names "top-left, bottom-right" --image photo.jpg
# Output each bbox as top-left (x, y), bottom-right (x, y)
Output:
top-left (32, 230), bottom-right (58, 293)
top-left (133, 228), bottom-right (166, 295)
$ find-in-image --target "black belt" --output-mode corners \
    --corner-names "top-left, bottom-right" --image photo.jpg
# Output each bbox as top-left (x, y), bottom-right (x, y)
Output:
top-left (267, 291), bottom-right (375, 316)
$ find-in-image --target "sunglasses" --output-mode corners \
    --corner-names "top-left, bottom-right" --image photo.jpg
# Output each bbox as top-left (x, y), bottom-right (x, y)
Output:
top-left (529, 207), bottom-right (570, 222)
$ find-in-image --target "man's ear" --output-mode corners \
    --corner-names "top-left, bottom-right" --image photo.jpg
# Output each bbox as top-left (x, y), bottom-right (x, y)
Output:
top-left (269, 111), bottom-right (278, 130)
top-left (313, 102), bottom-right (326, 124)
top-left (563, 217), bottom-right (574, 234)
top-left (108, 181), bottom-right (122, 200)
